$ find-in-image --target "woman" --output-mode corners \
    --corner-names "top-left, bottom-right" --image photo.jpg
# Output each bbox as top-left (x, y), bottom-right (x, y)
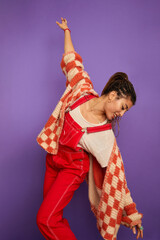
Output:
top-left (36, 17), bottom-right (143, 240)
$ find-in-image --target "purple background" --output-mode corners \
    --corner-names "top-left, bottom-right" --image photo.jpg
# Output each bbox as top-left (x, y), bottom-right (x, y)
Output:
top-left (0, 0), bottom-right (160, 239)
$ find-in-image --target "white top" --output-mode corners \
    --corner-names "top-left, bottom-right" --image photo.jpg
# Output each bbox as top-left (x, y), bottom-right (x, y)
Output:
top-left (69, 97), bottom-right (115, 168)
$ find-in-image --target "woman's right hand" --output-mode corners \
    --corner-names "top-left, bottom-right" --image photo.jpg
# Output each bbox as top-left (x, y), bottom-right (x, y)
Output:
top-left (130, 220), bottom-right (143, 239)
top-left (56, 17), bottom-right (68, 30)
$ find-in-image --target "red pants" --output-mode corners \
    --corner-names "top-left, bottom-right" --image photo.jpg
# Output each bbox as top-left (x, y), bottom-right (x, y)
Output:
top-left (36, 111), bottom-right (90, 240)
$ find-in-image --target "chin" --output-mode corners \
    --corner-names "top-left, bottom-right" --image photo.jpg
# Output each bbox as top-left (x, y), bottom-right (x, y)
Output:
top-left (107, 116), bottom-right (113, 122)
top-left (110, 115), bottom-right (114, 121)
top-left (105, 113), bottom-right (113, 122)
top-left (110, 116), bottom-right (115, 122)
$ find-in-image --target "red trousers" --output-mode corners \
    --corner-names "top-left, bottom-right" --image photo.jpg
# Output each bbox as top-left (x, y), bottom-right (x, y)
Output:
top-left (36, 111), bottom-right (90, 240)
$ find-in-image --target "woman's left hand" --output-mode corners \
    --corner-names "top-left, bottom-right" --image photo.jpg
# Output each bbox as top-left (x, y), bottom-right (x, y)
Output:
top-left (131, 222), bottom-right (143, 239)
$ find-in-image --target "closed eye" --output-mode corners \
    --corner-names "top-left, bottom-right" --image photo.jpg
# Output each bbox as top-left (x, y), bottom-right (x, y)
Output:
top-left (125, 104), bottom-right (129, 111)
top-left (122, 105), bottom-right (129, 111)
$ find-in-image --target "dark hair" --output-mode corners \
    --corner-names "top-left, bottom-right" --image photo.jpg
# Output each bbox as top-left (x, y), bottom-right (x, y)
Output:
top-left (101, 72), bottom-right (137, 136)
top-left (101, 72), bottom-right (136, 104)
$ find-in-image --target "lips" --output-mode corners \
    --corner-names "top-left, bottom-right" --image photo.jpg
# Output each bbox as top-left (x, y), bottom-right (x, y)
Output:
top-left (112, 113), bottom-right (117, 119)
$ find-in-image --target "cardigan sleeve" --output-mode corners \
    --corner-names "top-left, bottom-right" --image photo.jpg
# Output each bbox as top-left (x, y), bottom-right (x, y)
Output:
top-left (60, 51), bottom-right (92, 88)
top-left (121, 179), bottom-right (143, 228)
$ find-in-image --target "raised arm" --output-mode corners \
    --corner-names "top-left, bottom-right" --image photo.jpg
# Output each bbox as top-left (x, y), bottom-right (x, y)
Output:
top-left (55, 18), bottom-right (94, 91)
top-left (56, 17), bottom-right (75, 53)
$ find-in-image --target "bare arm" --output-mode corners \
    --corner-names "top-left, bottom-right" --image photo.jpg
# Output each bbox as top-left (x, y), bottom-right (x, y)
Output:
top-left (56, 17), bottom-right (75, 53)
top-left (57, 18), bottom-right (93, 90)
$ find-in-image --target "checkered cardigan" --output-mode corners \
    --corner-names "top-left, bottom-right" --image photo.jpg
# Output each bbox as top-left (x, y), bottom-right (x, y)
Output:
top-left (37, 51), bottom-right (98, 154)
top-left (37, 51), bottom-right (143, 239)
top-left (88, 140), bottom-right (143, 240)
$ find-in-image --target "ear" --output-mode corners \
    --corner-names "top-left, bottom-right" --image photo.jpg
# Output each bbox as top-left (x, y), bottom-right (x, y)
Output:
top-left (108, 91), bottom-right (117, 101)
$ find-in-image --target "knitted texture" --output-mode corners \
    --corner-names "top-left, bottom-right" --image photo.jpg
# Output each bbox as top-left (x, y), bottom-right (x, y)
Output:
top-left (88, 138), bottom-right (143, 240)
top-left (37, 51), bottom-right (143, 239)
top-left (36, 51), bottom-right (98, 154)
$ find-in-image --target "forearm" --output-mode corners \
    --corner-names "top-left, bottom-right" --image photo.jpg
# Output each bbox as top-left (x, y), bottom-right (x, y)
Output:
top-left (56, 18), bottom-right (75, 53)
top-left (64, 29), bottom-right (75, 53)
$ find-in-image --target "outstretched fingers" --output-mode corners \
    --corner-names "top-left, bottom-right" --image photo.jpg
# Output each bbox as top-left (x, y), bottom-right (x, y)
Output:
top-left (56, 17), bottom-right (68, 30)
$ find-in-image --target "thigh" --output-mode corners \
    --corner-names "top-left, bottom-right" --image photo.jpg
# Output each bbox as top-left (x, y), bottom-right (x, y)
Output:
top-left (43, 153), bottom-right (59, 199)
top-left (39, 166), bottom-right (87, 219)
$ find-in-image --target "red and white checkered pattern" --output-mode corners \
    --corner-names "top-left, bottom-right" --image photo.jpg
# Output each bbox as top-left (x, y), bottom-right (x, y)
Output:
top-left (37, 51), bottom-right (99, 154)
top-left (88, 138), bottom-right (143, 240)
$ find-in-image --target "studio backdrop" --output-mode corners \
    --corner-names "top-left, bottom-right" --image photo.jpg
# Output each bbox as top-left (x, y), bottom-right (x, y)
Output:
top-left (0, 0), bottom-right (160, 239)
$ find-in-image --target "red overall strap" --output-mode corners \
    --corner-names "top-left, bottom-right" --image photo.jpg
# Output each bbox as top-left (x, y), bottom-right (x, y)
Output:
top-left (69, 94), bottom-right (97, 111)
top-left (68, 94), bottom-right (112, 133)
top-left (82, 124), bottom-right (112, 133)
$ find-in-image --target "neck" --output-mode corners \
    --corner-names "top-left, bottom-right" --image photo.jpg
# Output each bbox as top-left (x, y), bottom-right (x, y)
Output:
top-left (87, 96), bottom-right (107, 121)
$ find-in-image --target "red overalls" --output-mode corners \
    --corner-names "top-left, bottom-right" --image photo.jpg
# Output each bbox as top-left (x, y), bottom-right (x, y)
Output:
top-left (37, 95), bottom-right (112, 240)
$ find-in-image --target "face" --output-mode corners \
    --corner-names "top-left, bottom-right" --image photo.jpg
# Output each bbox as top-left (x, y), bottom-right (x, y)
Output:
top-left (104, 91), bottom-right (133, 121)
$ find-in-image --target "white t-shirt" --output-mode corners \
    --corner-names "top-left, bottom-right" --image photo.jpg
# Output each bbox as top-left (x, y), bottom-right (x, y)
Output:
top-left (69, 97), bottom-right (115, 168)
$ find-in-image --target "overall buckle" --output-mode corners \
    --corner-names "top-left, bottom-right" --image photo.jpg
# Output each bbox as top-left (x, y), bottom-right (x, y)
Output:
top-left (81, 128), bottom-right (88, 133)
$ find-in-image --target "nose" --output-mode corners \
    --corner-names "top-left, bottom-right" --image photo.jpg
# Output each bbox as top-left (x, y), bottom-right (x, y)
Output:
top-left (120, 110), bottom-right (126, 117)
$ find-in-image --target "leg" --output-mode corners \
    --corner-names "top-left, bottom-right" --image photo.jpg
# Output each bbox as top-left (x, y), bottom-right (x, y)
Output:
top-left (43, 153), bottom-right (59, 199)
top-left (37, 163), bottom-right (87, 240)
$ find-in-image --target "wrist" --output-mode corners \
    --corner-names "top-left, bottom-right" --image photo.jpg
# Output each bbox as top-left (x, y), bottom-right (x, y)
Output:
top-left (64, 28), bottom-right (71, 33)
